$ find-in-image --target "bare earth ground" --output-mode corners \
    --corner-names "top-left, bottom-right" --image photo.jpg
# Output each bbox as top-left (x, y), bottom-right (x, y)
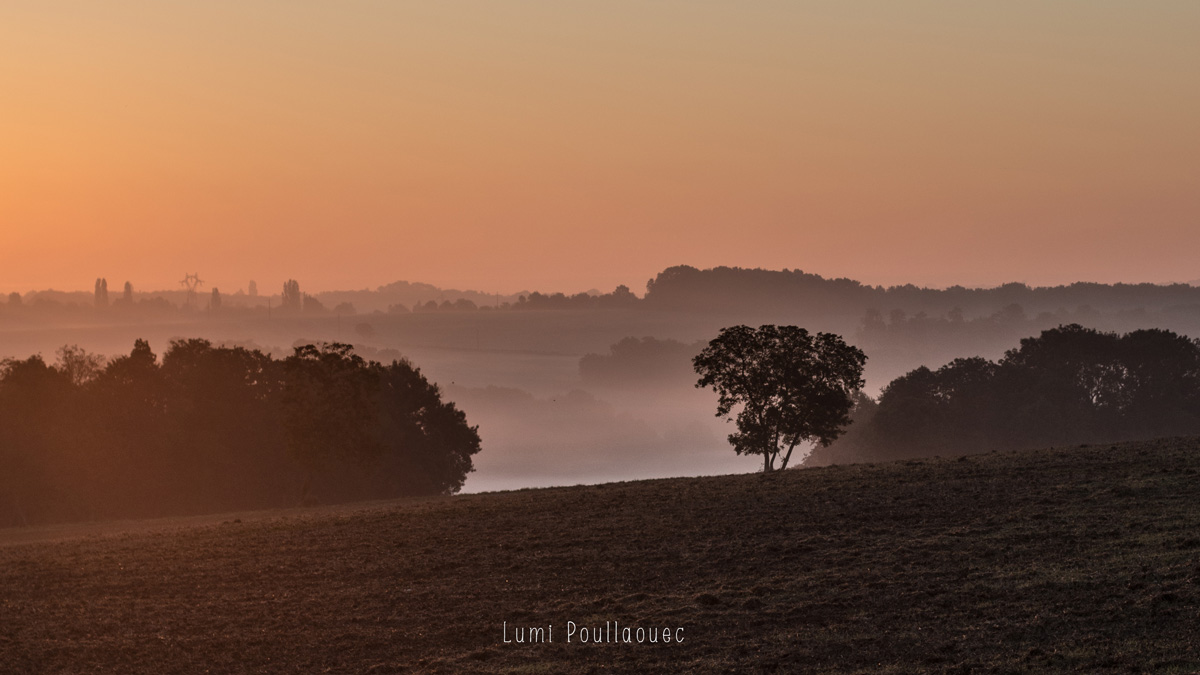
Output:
top-left (4, 438), bottom-right (1200, 674)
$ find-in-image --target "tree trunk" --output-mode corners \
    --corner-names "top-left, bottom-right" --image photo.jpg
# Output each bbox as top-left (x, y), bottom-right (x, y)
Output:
top-left (780, 441), bottom-right (799, 470)
top-left (764, 428), bottom-right (779, 472)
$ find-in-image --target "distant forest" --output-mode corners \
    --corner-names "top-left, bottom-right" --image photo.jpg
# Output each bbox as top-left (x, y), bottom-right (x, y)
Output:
top-left (640, 266), bottom-right (1200, 317)
top-left (4, 266), bottom-right (1200, 321)
top-left (579, 337), bottom-right (705, 387)
top-left (807, 325), bottom-right (1200, 466)
top-left (0, 340), bottom-right (480, 526)
top-left (574, 324), bottom-right (1200, 469)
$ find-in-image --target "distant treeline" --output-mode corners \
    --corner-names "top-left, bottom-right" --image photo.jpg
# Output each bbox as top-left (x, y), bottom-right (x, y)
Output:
top-left (579, 337), bottom-right (704, 386)
top-left (9, 266), bottom-right (1200, 324)
top-left (0, 278), bottom-right (634, 318)
top-left (0, 340), bottom-right (480, 526)
top-left (356, 266), bottom-right (1200, 319)
top-left (642, 266), bottom-right (1200, 317)
top-left (807, 325), bottom-right (1200, 465)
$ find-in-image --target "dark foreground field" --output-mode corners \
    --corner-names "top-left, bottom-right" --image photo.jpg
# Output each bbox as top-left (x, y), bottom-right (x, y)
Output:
top-left (5, 439), bottom-right (1200, 673)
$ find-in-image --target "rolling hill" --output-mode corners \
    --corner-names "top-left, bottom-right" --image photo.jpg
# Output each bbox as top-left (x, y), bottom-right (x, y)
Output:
top-left (4, 438), bottom-right (1200, 673)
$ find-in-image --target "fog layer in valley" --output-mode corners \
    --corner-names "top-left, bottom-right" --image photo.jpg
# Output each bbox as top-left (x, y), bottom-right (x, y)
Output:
top-left (6, 267), bottom-right (1200, 493)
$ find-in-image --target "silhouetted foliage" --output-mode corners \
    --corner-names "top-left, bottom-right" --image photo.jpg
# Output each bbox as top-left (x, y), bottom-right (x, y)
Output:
top-left (302, 293), bottom-right (326, 314)
top-left (644, 265), bottom-right (1200, 319)
top-left (814, 324), bottom-right (1200, 464)
top-left (282, 279), bottom-right (302, 311)
top-left (55, 345), bottom-right (106, 387)
top-left (93, 278), bottom-right (109, 308)
top-left (414, 300), bottom-right (440, 313)
top-left (0, 339), bottom-right (480, 526)
top-left (694, 325), bottom-right (866, 471)
top-left (580, 337), bottom-right (705, 387)
top-left (6, 266), bottom-right (1200, 326)
top-left (516, 286), bottom-right (641, 310)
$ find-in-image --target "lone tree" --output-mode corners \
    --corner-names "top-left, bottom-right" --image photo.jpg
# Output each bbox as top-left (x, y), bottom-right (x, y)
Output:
top-left (282, 279), bottom-right (302, 311)
top-left (694, 325), bottom-right (866, 472)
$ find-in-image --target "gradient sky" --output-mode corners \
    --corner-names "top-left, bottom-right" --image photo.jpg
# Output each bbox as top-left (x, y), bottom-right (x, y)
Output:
top-left (2, 2), bottom-right (1198, 295)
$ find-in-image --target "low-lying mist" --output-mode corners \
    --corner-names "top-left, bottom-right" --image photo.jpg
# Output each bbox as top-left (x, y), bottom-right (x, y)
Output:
top-left (6, 267), bottom-right (1200, 505)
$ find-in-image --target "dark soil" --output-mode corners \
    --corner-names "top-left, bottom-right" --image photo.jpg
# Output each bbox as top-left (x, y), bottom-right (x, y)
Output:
top-left (4, 437), bottom-right (1200, 673)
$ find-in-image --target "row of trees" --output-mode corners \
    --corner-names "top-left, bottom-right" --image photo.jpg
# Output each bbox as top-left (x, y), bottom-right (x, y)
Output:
top-left (580, 337), bottom-right (704, 387)
top-left (12, 279), bottom-right (314, 316)
top-left (12, 265), bottom-right (1200, 321)
top-left (72, 280), bottom-right (642, 315)
top-left (690, 323), bottom-right (1200, 470)
top-left (516, 286), bottom-right (639, 310)
top-left (93, 278), bottom-right (138, 308)
top-left (0, 340), bottom-right (480, 526)
top-left (390, 287), bottom-right (642, 313)
top-left (22, 266), bottom-right (1200, 322)
top-left (646, 265), bottom-right (1200, 316)
top-left (806, 325), bottom-right (1200, 465)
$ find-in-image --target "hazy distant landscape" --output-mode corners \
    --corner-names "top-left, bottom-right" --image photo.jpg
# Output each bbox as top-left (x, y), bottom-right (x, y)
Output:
top-left (5, 266), bottom-right (1200, 496)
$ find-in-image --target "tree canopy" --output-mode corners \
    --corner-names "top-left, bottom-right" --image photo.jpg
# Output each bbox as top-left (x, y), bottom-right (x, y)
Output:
top-left (693, 325), bottom-right (866, 471)
top-left (807, 324), bottom-right (1200, 465)
top-left (0, 340), bottom-right (481, 526)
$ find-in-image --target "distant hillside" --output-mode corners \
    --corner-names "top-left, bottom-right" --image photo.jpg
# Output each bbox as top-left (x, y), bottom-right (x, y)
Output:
top-left (313, 280), bottom-right (529, 314)
top-left (5, 437), bottom-right (1200, 673)
top-left (11, 267), bottom-right (1200, 320)
top-left (644, 265), bottom-right (1200, 318)
top-left (16, 281), bottom-right (528, 313)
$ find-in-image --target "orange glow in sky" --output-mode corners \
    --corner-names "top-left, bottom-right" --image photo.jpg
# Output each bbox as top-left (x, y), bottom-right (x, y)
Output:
top-left (2, 2), bottom-right (1199, 294)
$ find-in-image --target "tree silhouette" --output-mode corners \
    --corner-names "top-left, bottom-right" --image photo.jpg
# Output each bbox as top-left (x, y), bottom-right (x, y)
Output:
top-left (834, 324), bottom-right (1200, 464)
top-left (282, 342), bottom-right (481, 499)
top-left (694, 325), bottom-right (866, 471)
top-left (302, 293), bottom-right (326, 314)
top-left (55, 345), bottom-right (106, 387)
top-left (283, 343), bottom-right (381, 478)
top-left (94, 278), bottom-right (109, 308)
top-left (0, 338), bottom-right (481, 525)
top-left (282, 279), bottom-right (302, 311)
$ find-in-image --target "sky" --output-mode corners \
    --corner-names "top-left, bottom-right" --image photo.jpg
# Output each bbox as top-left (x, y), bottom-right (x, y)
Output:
top-left (2, 2), bottom-right (1198, 295)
